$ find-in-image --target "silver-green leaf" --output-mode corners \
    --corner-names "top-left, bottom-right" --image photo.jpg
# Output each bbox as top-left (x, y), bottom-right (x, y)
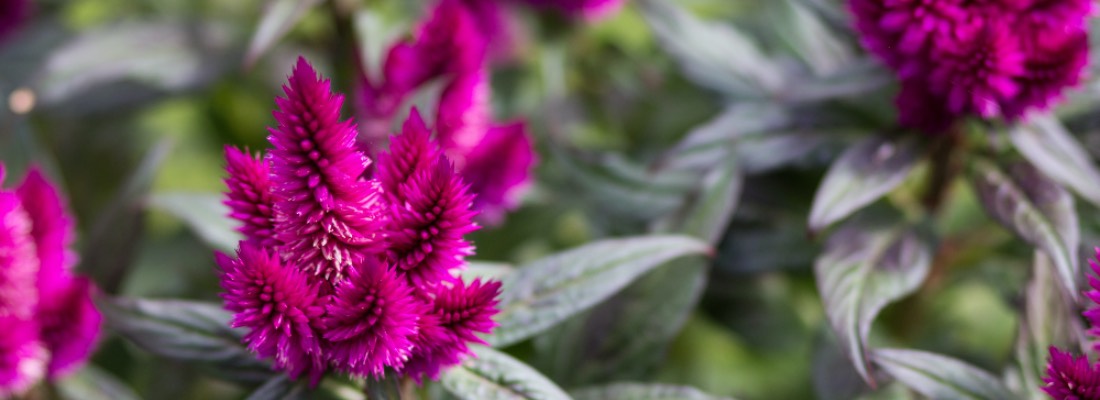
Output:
top-left (1008, 114), bottom-right (1100, 209)
top-left (486, 235), bottom-right (710, 348)
top-left (815, 220), bottom-right (932, 385)
top-left (872, 348), bottom-right (1016, 400)
top-left (572, 383), bottom-right (735, 400)
top-left (245, 0), bottom-right (323, 68)
top-left (148, 192), bottom-right (240, 253)
top-left (441, 346), bottom-right (571, 400)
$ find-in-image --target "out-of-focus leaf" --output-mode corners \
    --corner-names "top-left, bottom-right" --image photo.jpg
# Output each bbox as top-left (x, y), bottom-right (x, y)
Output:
top-left (556, 149), bottom-right (695, 222)
top-left (463, 261), bottom-right (515, 281)
top-left (363, 375), bottom-right (402, 400)
top-left (668, 158), bottom-right (743, 243)
top-left (970, 159), bottom-right (1080, 301)
top-left (487, 235), bottom-right (710, 347)
top-left (1014, 252), bottom-right (1085, 400)
top-left (735, 132), bottom-right (844, 173)
top-left (571, 383), bottom-right (734, 400)
top-left (56, 366), bottom-right (141, 400)
top-left (37, 22), bottom-right (234, 111)
top-left (148, 192), bottom-right (239, 253)
top-left (662, 104), bottom-right (789, 172)
top-left (245, 0), bottom-right (323, 68)
top-left (784, 61), bottom-right (892, 104)
top-left (815, 219), bottom-right (933, 385)
top-left (770, 0), bottom-right (854, 76)
top-left (871, 348), bottom-right (1016, 399)
top-left (441, 346), bottom-right (571, 400)
top-left (808, 136), bottom-right (922, 233)
top-left (638, 0), bottom-right (782, 98)
top-left (1009, 114), bottom-right (1100, 209)
top-left (100, 297), bottom-right (274, 383)
top-left (812, 334), bottom-right (871, 400)
top-left (247, 375), bottom-right (309, 400)
top-left (536, 258), bottom-right (707, 385)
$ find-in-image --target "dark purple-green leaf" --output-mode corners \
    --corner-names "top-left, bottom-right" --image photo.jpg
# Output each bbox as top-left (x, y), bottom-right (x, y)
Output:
top-left (872, 348), bottom-right (1015, 399)
top-left (1009, 114), bottom-right (1100, 209)
top-left (808, 135), bottom-right (921, 233)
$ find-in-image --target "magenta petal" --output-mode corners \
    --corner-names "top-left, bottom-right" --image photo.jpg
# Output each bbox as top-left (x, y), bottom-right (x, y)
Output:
top-left (1043, 347), bottom-right (1100, 399)
top-left (0, 192), bottom-right (38, 319)
top-left (0, 316), bottom-right (46, 397)
top-left (15, 168), bottom-right (78, 295)
top-left (437, 71), bottom-right (492, 154)
top-left (37, 277), bottom-right (101, 379)
top-left (223, 147), bottom-right (279, 247)
top-left (460, 122), bottom-right (536, 224)
top-left (382, 0), bottom-right (487, 93)
top-left (401, 278), bottom-right (501, 383)
top-left (375, 108), bottom-right (439, 205)
top-left (517, 0), bottom-right (626, 20)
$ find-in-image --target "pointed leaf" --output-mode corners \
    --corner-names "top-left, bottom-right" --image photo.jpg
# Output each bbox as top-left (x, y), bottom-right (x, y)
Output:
top-left (100, 297), bottom-right (274, 382)
top-left (808, 136), bottom-right (922, 232)
top-left (815, 220), bottom-right (933, 385)
top-left (679, 159), bottom-right (743, 244)
top-left (770, 0), bottom-right (854, 76)
top-left (970, 159), bottom-right (1080, 301)
top-left (662, 104), bottom-right (790, 171)
top-left (364, 375), bottom-right (402, 400)
top-left (1013, 252), bottom-right (1085, 400)
top-left (148, 193), bottom-right (240, 253)
top-left (247, 375), bottom-right (309, 400)
top-left (1009, 114), bottom-right (1100, 209)
top-left (441, 346), bottom-right (571, 400)
top-left (487, 235), bottom-right (710, 347)
top-left (571, 383), bottom-right (735, 400)
top-left (872, 348), bottom-right (1016, 400)
top-left (245, 0), bottom-right (323, 68)
top-left (56, 366), bottom-right (141, 400)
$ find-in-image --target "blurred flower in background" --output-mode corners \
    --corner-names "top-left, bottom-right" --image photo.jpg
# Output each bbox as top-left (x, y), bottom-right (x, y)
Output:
top-left (218, 58), bottom-right (500, 385)
top-left (849, 0), bottom-right (1091, 133)
top-left (0, 0), bottom-right (30, 43)
top-left (0, 165), bottom-right (102, 397)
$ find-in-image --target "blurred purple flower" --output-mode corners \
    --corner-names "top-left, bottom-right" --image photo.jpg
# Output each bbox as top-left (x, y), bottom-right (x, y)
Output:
top-left (515, 0), bottom-right (626, 20)
top-left (0, 0), bottom-right (30, 44)
top-left (381, 0), bottom-right (487, 96)
top-left (219, 58), bottom-right (501, 385)
top-left (1043, 347), bottom-right (1100, 400)
top-left (0, 166), bottom-right (102, 395)
top-left (269, 58), bottom-right (386, 281)
top-left (849, 0), bottom-right (1090, 132)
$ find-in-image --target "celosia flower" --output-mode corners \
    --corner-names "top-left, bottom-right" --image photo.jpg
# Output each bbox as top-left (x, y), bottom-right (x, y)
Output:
top-left (0, 165), bottom-right (102, 395)
top-left (323, 261), bottom-right (421, 377)
top-left (849, 0), bottom-right (1090, 132)
top-left (402, 278), bottom-right (501, 382)
top-left (0, 0), bottom-right (30, 44)
top-left (381, 0), bottom-right (486, 96)
top-left (223, 146), bottom-right (278, 247)
top-left (216, 244), bottom-right (326, 383)
top-left (1043, 347), bottom-right (1100, 400)
top-left (220, 58), bottom-right (501, 386)
top-left (268, 58), bottom-right (385, 281)
top-left (516, 0), bottom-right (626, 20)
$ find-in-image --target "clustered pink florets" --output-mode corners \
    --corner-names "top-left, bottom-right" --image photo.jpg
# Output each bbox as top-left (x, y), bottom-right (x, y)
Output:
top-left (850, 0), bottom-right (1091, 133)
top-left (218, 58), bottom-right (501, 385)
top-left (1043, 249), bottom-right (1100, 399)
top-left (0, 166), bottom-right (102, 397)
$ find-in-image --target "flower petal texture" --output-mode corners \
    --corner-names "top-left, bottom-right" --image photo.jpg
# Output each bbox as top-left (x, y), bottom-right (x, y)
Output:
top-left (1043, 347), bottom-right (1100, 400)
top-left (0, 192), bottom-right (37, 319)
top-left (402, 278), bottom-right (500, 383)
top-left (224, 146), bottom-right (279, 247)
top-left (0, 316), bottom-right (45, 398)
top-left (36, 277), bottom-right (100, 378)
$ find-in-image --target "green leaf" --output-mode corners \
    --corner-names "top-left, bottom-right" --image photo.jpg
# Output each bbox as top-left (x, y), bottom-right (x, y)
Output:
top-left (99, 297), bottom-right (274, 383)
top-left (245, 0), bottom-right (324, 68)
top-left (148, 192), bottom-right (240, 253)
top-left (678, 159), bottom-right (743, 244)
top-left (815, 219), bottom-right (933, 385)
top-left (247, 375), bottom-right (309, 400)
top-left (662, 104), bottom-right (790, 172)
top-left (486, 235), bottom-right (710, 347)
top-left (872, 348), bottom-right (1016, 400)
top-left (808, 135), bottom-right (922, 233)
top-left (571, 383), bottom-right (735, 400)
top-left (463, 261), bottom-right (515, 281)
top-left (554, 148), bottom-right (696, 222)
top-left (1013, 252), bottom-right (1085, 400)
top-left (970, 159), bottom-right (1080, 301)
top-left (769, 0), bottom-right (854, 77)
top-left (1009, 114), bottom-right (1100, 209)
top-left (638, 0), bottom-right (782, 98)
top-left (56, 366), bottom-right (141, 400)
top-left (441, 346), bottom-right (571, 400)
top-left (363, 375), bottom-right (403, 400)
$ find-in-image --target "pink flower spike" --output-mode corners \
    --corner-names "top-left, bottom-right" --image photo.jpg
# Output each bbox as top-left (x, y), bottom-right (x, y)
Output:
top-left (15, 168), bottom-right (78, 292)
top-left (401, 278), bottom-right (501, 383)
top-left (216, 243), bottom-right (326, 383)
top-left (0, 316), bottom-right (46, 398)
top-left (381, 0), bottom-right (487, 94)
top-left (268, 57), bottom-right (385, 281)
top-left (36, 277), bottom-right (101, 378)
top-left (436, 71), bottom-right (492, 156)
top-left (1043, 347), bottom-right (1100, 399)
top-left (928, 21), bottom-right (1025, 117)
top-left (223, 147), bottom-right (279, 247)
top-left (323, 261), bottom-right (422, 377)
top-left (375, 108), bottom-right (438, 205)
top-left (459, 122), bottom-right (536, 224)
top-left (0, 192), bottom-right (38, 319)
top-left (385, 156), bottom-right (479, 289)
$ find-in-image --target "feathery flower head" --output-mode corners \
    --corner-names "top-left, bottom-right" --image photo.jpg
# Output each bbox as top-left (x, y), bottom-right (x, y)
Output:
top-left (216, 244), bottom-right (326, 383)
top-left (1003, 29), bottom-right (1089, 119)
top-left (849, 0), bottom-right (969, 75)
top-left (1043, 347), bottom-right (1100, 400)
top-left (401, 278), bottom-right (501, 383)
top-left (268, 57), bottom-right (385, 281)
top-left (0, 192), bottom-right (37, 319)
top-left (375, 109), bottom-right (438, 205)
top-left (0, 316), bottom-right (45, 398)
top-left (928, 21), bottom-right (1024, 117)
top-left (14, 169), bottom-right (78, 293)
top-left (517, 0), bottom-right (626, 20)
top-left (382, 0), bottom-right (487, 95)
top-left (323, 261), bottom-right (422, 377)
top-left (223, 146), bottom-right (279, 247)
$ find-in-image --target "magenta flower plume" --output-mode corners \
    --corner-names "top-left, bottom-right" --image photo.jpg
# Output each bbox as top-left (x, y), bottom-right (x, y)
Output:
top-left (1003, 30), bottom-right (1089, 119)
top-left (517, 0), bottom-right (626, 20)
top-left (460, 123), bottom-right (536, 224)
top-left (0, 316), bottom-right (45, 398)
top-left (323, 261), bottom-right (422, 377)
top-left (1043, 347), bottom-right (1100, 400)
top-left (375, 109), bottom-right (438, 205)
top-left (437, 72), bottom-right (493, 154)
top-left (929, 22), bottom-right (1025, 117)
top-left (385, 156), bottom-right (479, 289)
top-left (849, 0), bottom-right (969, 76)
top-left (36, 277), bottom-right (100, 377)
top-left (401, 278), bottom-right (501, 382)
top-left (216, 244), bottom-right (326, 383)
top-left (223, 146), bottom-right (279, 247)
top-left (0, 192), bottom-right (37, 319)
top-left (268, 57), bottom-right (385, 281)
top-left (382, 0), bottom-right (487, 95)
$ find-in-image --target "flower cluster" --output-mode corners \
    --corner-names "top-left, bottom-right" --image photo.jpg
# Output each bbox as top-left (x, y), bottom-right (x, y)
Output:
top-left (1044, 249), bottom-right (1100, 399)
top-left (0, 165), bottom-right (102, 397)
top-left (849, 0), bottom-right (1091, 133)
top-left (357, 0), bottom-right (546, 224)
top-left (218, 58), bottom-right (501, 385)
